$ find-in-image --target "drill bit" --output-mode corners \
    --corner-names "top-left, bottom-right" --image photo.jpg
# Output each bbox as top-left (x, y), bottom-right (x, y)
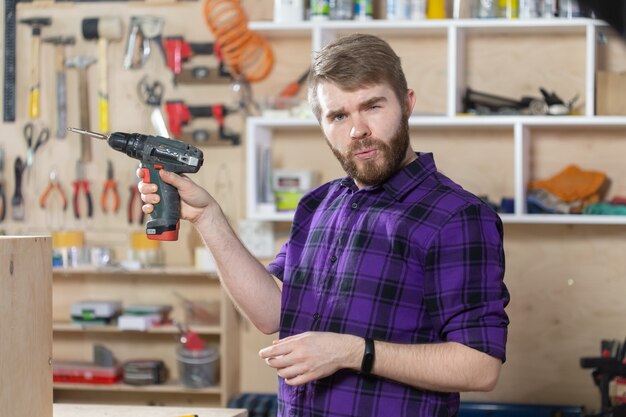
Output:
top-left (67, 127), bottom-right (108, 140)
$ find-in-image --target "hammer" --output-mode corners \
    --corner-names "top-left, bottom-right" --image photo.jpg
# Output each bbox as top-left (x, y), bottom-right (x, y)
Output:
top-left (65, 55), bottom-right (96, 162)
top-left (43, 36), bottom-right (75, 138)
top-left (81, 17), bottom-right (122, 134)
top-left (19, 17), bottom-right (52, 119)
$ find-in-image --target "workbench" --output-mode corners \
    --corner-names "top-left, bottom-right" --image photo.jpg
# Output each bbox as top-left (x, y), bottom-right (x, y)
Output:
top-left (54, 404), bottom-right (247, 417)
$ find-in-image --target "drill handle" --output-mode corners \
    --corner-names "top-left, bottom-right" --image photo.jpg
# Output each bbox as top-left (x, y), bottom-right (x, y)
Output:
top-left (141, 165), bottom-right (181, 241)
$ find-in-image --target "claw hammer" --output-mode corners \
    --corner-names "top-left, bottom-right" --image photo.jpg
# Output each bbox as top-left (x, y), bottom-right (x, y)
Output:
top-left (43, 36), bottom-right (75, 138)
top-left (65, 55), bottom-right (97, 162)
top-left (19, 17), bottom-right (51, 119)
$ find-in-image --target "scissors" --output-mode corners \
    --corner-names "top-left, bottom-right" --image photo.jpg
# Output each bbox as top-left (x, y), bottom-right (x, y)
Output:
top-left (137, 77), bottom-right (169, 136)
top-left (24, 122), bottom-right (50, 172)
top-left (137, 77), bottom-right (164, 107)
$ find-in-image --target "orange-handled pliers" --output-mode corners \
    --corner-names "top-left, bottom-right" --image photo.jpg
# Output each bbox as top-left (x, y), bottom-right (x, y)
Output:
top-left (101, 160), bottom-right (119, 214)
top-left (40, 170), bottom-right (67, 211)
top-left (73, 160), bottom-right (93, 219)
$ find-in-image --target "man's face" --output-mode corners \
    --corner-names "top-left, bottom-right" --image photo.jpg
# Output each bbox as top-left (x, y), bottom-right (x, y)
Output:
top-left (317, 82), bottom-right (415, 188)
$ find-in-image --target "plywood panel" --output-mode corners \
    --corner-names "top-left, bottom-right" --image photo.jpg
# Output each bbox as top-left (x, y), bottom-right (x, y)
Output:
top-left (0, 236), bottom-right (52, 417)
top-left (465, 33), bottom-right (586, 114)
top-left (463, 224), bottom-right (626, 412)
top-left (529, 127), bottom-right (626, 198)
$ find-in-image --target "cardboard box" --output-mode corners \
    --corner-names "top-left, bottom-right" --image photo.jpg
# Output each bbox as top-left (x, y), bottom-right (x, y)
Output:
top-left (596, 71), bottom-right (626, 115)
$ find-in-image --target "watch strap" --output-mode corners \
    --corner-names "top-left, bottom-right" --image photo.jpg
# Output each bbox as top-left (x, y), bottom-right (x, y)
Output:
top-left (360, 337), bottom-right (375, 376)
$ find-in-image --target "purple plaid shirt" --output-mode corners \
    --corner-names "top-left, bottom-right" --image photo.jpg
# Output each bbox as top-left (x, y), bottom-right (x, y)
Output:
top-left (267, 152), bottom-right (509, 417)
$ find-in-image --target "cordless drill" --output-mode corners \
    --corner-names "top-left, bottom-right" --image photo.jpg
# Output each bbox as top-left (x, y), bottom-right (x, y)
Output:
top-left (68, 127), bottom-right (204, 241)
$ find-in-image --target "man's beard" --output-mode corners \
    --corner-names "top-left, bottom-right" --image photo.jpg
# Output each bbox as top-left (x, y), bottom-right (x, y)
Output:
top-left (328, 114), bottom-right (411, 187)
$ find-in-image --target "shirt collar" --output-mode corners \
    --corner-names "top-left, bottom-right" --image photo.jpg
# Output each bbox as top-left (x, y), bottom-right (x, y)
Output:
top-left (339, 152), bottom-right (437, 200)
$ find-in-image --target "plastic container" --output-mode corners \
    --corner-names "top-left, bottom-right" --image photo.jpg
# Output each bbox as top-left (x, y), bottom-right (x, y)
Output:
top-left (310, 0), bottom-right (330, 20)
top-left (387, 0), bottom-right (409, 20)
top-left (330, 0), bottom-right (354, 20)
top-left (177, 346), bottom-right (219, 388)
top-left (354, 0), bottom-right (372, 19)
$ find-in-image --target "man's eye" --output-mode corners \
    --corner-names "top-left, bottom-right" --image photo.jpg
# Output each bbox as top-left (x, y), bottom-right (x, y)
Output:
top-left (334, 114), bottom-right (346, 121)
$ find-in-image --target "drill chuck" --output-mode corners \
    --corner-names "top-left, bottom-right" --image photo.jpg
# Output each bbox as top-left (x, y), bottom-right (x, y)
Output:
top-left (107, 132), bottom-right (145, 160)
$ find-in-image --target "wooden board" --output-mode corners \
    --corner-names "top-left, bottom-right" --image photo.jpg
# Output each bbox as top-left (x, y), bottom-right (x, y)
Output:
top-left (54, 403), bottom-right (247, 417)
top-left (0, 236), bottom-right (52, 417)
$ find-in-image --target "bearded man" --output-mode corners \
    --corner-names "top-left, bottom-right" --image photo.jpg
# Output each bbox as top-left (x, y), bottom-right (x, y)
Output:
top-left (139, 33), bottom-right (510, 417)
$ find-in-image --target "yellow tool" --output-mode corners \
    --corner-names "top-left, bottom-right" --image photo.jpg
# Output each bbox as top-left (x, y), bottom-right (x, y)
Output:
top-left (81, 17), bottom-right (123, 133)
top-left (19, 17), bottom-right (51, 119)
top-left (427, 0), bottom-right (446, 19)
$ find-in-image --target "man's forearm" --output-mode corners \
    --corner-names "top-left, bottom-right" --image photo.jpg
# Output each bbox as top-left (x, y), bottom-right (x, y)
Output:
top-left (194, 208), bottom-right (282, 334)
top-left (368, 340), bottom-right (502, 392)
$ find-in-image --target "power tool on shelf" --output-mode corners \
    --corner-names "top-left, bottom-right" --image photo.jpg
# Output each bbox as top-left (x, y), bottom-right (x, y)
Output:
top-left (163, 36), bottom-right (230, 84)
top-left (165, 100), bottom-right (240, 145)
top-left (67, 127), bottom-right (204, 241)
top-left (580, 338), bottom-right (626, 417)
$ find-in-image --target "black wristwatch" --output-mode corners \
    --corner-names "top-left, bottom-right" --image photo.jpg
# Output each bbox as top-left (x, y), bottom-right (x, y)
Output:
top-left (360, 338), bottom-right (375, 376)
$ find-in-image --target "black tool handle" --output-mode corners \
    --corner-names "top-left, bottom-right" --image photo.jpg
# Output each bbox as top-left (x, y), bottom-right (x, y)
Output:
top-left (190, 42), bottom-right (214, 55)
top-left (0, 185), bottom-right (6, 222)
top-left (142, 165), bottom-right (180, 241)
top-left (11, 157), bottom-right (24, 220)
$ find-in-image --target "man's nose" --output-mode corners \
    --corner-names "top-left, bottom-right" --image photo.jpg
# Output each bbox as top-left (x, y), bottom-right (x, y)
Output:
top-left (350, 115), bottom-right (371, 139)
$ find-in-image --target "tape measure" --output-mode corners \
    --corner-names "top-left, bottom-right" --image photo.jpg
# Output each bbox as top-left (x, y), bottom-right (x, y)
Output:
top-left (3, 0), bottom-right (17, 122)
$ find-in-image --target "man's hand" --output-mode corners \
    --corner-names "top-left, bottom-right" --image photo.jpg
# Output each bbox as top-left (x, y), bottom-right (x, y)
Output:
top-left (259, 332), bottom-right (363, 386)
top-left (138, 168), bottom-right (218, 226)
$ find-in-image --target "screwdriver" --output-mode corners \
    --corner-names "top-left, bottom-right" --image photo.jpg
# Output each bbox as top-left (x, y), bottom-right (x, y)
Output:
top-left (0, 147), bottom-right (5, 222)
top-left (278, 68), bottom-right (310, 98)
top-left (11, 157), bottom-right (25, 221)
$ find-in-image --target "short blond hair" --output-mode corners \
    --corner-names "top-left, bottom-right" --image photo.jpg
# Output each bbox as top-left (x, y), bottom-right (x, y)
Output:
top-left (308, 33), bottom-right (409, 121)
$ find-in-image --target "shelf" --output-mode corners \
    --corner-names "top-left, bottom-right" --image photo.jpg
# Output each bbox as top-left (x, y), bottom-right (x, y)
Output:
top-left (53, 381), bottom-right (221, 395)
top-left (250, 18), bottom-right (608, 37)
top-left (52, 322), bottom-right (221, 335)
top-left (52, 266), bottom-right (219, 280)
top-left (249, 115), bottom-right (626, 129)
top-left (247, 211), bottom-right (626, 225)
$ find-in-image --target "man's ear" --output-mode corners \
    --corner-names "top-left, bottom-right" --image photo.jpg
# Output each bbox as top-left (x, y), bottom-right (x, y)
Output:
top-left (405, 89), bottom-right (416, 117)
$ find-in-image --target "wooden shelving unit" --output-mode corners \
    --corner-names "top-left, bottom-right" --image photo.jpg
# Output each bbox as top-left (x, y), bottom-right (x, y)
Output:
top-left (52, 267), bottom-right (239, 407)
top-left (245, 18), bottom-right (626, 226)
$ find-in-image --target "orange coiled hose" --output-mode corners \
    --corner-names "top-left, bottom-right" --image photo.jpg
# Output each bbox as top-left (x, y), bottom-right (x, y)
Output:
top-left (203, 0), bottom-right (274, 82)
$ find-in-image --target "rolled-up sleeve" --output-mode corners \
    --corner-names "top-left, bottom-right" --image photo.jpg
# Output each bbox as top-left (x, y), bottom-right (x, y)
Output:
top-left (423, 203), bottom-right (510, 362)
top-left (267, 241), bottom-right (288, 282)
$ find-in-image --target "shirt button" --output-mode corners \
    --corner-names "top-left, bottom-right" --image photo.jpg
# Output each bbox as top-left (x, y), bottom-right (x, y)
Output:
top-left (351, 202), bottom-right (358, 209)
top-left (330, 255), bottom-right (337, 263)
top-left (313, 313), bottom-right (320, 320)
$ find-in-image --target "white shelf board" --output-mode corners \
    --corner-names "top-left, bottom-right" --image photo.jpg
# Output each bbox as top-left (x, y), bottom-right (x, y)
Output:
top-left (501, 214), bottom-right (626, 225)
top-left (247, 115), bottom-right (626, 129)
top-left (250, 18), bottom-right (606, 36)
top-left (246, 210), bottom-right (626, 225)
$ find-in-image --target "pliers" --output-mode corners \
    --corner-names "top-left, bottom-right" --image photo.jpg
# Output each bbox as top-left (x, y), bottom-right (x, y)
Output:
top-left (73, 160), bottom-right (93, 219)
top-left (101, 160), bottom-right (119, 214)
top-left (40, 170), bottom-right (67, 211)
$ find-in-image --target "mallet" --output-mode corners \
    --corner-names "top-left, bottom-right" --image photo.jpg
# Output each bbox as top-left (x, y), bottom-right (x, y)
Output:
top-left (82, 17), bottom-right (122, 134)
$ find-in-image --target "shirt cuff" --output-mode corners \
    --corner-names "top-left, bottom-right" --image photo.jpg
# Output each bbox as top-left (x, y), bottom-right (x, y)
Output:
top-left (445, 326), bottom-right (508, 363)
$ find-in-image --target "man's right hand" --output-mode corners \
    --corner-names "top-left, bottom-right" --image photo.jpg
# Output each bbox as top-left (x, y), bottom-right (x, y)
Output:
top-left (137, 168), bottom-right (218, 226)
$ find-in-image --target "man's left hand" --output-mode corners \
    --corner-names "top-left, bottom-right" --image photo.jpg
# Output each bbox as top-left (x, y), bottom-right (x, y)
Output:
top-left (259, 331), bottom-right (363, 386)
